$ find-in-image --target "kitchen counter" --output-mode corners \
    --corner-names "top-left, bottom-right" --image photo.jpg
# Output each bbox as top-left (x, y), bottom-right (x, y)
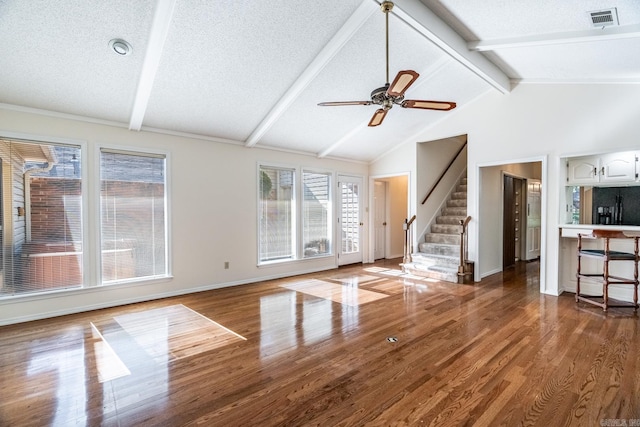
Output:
top-left (558, 223), bottom-right (638, 304)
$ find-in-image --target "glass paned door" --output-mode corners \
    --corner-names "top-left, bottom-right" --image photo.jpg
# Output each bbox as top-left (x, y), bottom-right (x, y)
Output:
top-left (338, 175), bottom-right (362, 265)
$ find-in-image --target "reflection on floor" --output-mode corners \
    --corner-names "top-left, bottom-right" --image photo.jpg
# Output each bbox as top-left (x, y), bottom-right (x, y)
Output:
top-left (280, 278), bottom-right (389, 306)
top-left (91, 304), bottom-right (245, 379)
top-left (279, 264), bottom-right (441, 307)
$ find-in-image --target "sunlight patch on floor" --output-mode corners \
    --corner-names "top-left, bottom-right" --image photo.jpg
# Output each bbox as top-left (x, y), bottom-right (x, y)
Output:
top-left (90, 322), bottom-right (131, 383)
top-left (328, 274), bottom-right (383, 285)
top-left (93, 304), bottom-right (245, 365)
top-left (280, 279), bottom-right (389, 306)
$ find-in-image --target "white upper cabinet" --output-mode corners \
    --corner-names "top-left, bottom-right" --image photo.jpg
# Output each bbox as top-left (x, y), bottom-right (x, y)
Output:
top-left (567, 151), bottom-right (638, 185)
top-left (600, 151), bottom-right (637, 183)
top-left (567, 157), bottom-right (599, 184)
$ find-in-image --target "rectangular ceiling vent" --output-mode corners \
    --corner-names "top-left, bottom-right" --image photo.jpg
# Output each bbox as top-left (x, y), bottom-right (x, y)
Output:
top-left (588, 8), bottom-right (619, 27)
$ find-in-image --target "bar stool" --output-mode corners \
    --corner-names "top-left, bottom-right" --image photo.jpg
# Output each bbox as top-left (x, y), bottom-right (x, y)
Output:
top-left (576, 229), bottom-right (639, 312)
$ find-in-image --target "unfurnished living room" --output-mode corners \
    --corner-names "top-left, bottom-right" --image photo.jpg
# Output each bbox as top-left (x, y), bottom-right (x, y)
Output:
top-left (0, 0), bottom-right (639, 425)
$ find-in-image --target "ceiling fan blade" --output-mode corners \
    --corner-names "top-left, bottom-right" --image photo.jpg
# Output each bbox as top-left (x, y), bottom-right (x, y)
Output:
top-left (402, 100), bottom-right (457, 111)
top-left (318, 101), bottom-right (372, 107)
top-left (387, 70), bottom-right (419, 97)
top-left (368, 109), bottom-right (387, 127)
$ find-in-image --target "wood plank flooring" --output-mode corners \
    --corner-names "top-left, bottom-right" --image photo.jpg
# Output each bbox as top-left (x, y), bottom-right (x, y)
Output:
top-left (1, 259), bottom-right (639, 426)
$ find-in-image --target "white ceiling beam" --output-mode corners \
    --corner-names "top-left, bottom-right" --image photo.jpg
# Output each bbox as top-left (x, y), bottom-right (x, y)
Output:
top-left (244, 0), bottom-right (377, 148)
top-left (317, 124), bottom-right (367, 158)
top-left (129, 0), bottom-right (177, 131)
top-left (469, 24), bottom-right (640, 51)
top-left (389, 0), bottom-right (510, 94)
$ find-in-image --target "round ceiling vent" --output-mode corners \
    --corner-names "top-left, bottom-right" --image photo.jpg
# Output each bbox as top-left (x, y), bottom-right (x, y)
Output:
top-left (109, 38), bottom-right (132, 56)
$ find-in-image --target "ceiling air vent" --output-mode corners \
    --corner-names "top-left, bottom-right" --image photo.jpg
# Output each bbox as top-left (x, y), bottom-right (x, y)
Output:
top-left (588, 8), bottom-right (619, 27)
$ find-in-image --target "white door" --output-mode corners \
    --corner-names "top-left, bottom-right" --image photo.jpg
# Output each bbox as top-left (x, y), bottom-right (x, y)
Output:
top-left (373, 181), bottom-right (386, 260)
top-left (338, 176), bottom-right (362, 265)
top-left (525, 179), bottom-right (541, 260)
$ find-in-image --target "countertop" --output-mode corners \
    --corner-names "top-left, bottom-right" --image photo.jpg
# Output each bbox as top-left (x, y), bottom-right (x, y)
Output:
top-left (559, 223), bottom-right (640, 237)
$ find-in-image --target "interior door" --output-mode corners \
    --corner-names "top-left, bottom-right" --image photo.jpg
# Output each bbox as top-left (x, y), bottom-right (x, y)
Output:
top-left (503, 175), bottom-right (521, 269)
top-left (373, 181), bottom-right (386, 260)
top-left (338, 175), bottom-right (362, 265)
top-left (524, 179), bottom-right (541, 260)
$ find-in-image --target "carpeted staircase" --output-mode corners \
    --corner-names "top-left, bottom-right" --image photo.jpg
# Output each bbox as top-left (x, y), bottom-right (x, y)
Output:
top-left (404, 177), bottom-right (467, 283)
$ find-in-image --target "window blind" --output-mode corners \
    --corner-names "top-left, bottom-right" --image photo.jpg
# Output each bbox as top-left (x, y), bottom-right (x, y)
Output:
top-left (100, 149), bottom-right (167, 283)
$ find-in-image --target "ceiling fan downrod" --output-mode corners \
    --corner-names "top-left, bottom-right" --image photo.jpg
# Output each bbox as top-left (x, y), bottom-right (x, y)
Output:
top-left (381, 1), bottom-right (394, 85)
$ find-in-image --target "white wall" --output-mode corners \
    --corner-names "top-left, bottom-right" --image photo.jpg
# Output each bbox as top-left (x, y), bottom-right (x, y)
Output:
top-left (370, 83), bottom-right (640, 297)
top-left (416, 136), bottom-right (466, 239)
top-left (0, 109), bottom-right (368, 324)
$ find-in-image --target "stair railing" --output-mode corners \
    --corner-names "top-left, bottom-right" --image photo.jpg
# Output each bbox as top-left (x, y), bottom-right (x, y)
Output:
top-left (458, 216), bottom-right (472, 282)
top-left (402, 215), bottom-right (417, 267)
top-left (421, 141), bottom-right (467, 205)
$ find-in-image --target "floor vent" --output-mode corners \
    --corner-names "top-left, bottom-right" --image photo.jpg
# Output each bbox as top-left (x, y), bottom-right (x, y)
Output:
top-left (589, 8), bottom-right (619, 28)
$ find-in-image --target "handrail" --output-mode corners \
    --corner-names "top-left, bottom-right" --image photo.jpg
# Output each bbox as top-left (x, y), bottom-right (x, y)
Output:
top-left (402, 215), bottom-right (417, 267)
top-left (421, 141), bottom-right (467, 205)
top-left (458, 215), bottom-right (472, 279)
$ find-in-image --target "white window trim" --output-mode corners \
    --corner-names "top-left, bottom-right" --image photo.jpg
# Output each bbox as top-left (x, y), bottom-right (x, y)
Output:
top-left (96, 144), bottom-right (172, 285)
top-left (257, 163), bottom-right (336, 267)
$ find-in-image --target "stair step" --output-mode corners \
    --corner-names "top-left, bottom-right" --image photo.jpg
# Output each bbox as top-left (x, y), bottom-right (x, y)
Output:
top-left (447, 199), bottom-right (467, 208)
top-left (412, 252), bottom-right (460, 268)
top-left (403, 262), bottom-right (459, 282)
top-left (442, 206), bottom-right (467, 216)
top-left (418, 242), bottom-right (459, 257)
top-left (451, 191), bottom-right (467, 200)
top-left (436, 215), bottom-right (466, 225)
top-left (425, 233), bottom-right (460, 244)
top-left (457, 184), bottom-right (467, 192)
top-left (431, 223), bottom-right (460, 235)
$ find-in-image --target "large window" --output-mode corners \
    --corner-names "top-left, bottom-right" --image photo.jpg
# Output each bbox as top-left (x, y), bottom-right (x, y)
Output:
top-left (258, 165), bottom-right (332, 264)
top-left (100, 149), bottom-right (167, 283)
top-left (0, 139), bottom-right (82, 296)
top-left (302, 171), bottom-right (331, 258)
top-left (259, 166), bottom-right (295, 262)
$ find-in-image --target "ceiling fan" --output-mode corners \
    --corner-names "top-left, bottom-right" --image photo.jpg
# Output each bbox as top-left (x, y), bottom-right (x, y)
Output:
top-left (318, 1), bottom-right (456, 127)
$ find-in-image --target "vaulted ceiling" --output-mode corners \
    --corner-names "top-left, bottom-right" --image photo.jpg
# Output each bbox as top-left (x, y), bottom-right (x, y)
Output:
top-left (1, 0), bottom-right (638, 162)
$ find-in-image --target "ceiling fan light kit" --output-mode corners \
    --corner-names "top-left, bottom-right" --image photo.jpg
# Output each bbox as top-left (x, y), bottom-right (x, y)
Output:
top-left (318, 1), bottom-right (456, 127)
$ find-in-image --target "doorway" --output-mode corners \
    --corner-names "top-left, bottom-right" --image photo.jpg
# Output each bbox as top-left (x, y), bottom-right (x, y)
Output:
top-left (370, 175), bottom-right (408, 262)
top-left (373, 181), bottom-right (387, 260)
top-left (477, 161), bottom-right (544, 286)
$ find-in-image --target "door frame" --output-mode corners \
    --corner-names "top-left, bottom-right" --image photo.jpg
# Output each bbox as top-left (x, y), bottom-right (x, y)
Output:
top-left (373, 180), bottom-right (388, 260)
top-left (476, 156), bottom-right (547, 294)
top-left (337, 174), bottom-right (365, 265)
top-left (369, 172), bottom-right (410, 263)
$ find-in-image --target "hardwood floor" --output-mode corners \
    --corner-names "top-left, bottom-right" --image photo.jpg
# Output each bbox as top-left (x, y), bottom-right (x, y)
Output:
top-left (1, 259), bottom-right (638, 426)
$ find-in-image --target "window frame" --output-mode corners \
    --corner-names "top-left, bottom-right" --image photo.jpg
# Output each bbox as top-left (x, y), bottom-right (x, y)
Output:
top-left (257, 163), bottom-right (297, 265)
top-left (300, 168), bottom-right (333, 259)
top-left (0, 132), bottom-right (89, 298)
top-left (257, 163), bottom-right (334, 266)
top-left (97, 145), bottom-right (171, 285)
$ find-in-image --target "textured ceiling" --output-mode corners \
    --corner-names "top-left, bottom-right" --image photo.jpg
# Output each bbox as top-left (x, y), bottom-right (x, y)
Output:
top-left (0, 0), bottom-right (638, 163)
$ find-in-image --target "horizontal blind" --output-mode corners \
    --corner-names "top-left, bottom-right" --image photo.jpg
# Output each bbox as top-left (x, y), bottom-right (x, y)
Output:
top-left (0, 140), bottom-right (83, 296)
top-left (259, 166), bottom-right (295, 262)
top-left (302, 171), bottom-right (331, 258)
top-left (100, 149), bottom-right (167, 283)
